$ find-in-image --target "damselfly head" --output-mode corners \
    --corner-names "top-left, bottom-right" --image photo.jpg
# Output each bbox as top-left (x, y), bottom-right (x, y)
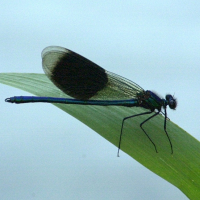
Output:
top-left (166, 94), bottom-right (177, 110)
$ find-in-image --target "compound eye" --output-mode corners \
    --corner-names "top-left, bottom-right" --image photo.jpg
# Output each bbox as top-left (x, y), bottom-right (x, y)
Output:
top-left (169, 99), bottom-right (177, 109)
top-left (166, 94), bottom-right (173, 100)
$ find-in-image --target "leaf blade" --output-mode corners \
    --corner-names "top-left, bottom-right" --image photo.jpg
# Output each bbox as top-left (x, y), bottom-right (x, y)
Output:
top-left (1, 73), bottom-right (200, 199)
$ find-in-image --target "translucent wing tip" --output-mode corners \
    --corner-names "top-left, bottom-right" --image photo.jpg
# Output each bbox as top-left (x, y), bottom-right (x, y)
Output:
top-left (41, 46), bottom-right (72, 77)
top-left (41, 46), bottom-right (70, 58)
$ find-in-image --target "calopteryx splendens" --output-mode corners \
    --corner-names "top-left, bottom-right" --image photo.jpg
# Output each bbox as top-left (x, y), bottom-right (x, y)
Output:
top-left (5, 46), bottom-right (177, 155)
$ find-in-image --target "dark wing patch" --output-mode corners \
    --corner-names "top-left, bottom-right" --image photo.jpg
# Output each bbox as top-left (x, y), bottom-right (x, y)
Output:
top-left (42, 46), bottom-right (108, 100)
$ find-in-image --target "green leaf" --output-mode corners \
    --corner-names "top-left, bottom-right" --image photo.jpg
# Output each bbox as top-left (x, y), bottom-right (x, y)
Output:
top-left (1, 73), bottom-right (200, 199)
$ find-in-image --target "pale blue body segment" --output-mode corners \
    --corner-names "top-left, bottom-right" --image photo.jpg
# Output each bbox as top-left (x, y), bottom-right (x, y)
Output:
top-left (6, 96), bottom-right (139, 106)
